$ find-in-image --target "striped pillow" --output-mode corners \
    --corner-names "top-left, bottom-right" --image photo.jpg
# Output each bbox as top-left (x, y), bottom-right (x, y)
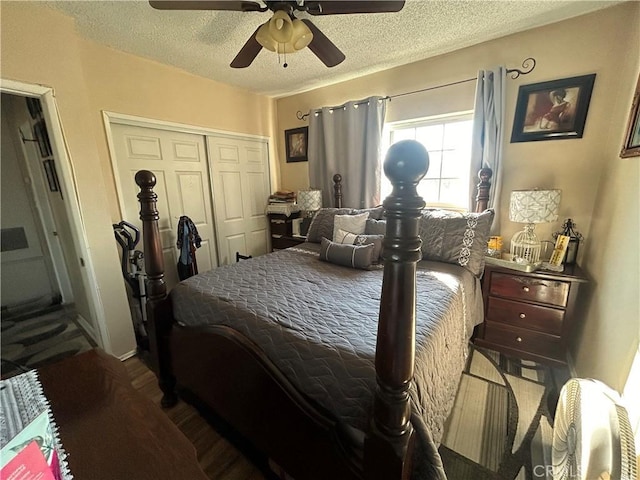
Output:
top-left (319, 237), bottom-right (374, 270)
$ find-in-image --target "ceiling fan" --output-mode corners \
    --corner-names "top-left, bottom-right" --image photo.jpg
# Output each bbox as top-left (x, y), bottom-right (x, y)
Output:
top-left (149, 1), bottom-right (406, 68)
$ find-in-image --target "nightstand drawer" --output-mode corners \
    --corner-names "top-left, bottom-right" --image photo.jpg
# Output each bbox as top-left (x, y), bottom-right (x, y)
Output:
top-left (489, 272), bottom-right (569, 307)
top-left (486, 297), bottom-right (564, 335)
top-left (270, 219), bottom-right (292, 236)
top-left (483, 322), bottom-right (562, 360)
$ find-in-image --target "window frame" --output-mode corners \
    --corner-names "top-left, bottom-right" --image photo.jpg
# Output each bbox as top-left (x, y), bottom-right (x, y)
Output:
top-left (382, 111), bottom-right (474, 211)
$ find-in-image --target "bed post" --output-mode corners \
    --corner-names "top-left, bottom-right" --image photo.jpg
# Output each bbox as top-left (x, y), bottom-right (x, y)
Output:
top-left (474, 167), bottom-right (493, 212)
top-left (135, 170), bottom-right (177, 408)
top-left (365, 140), bottom-right (429, 480)
top-left (333, 174), bottom-right (343, 208)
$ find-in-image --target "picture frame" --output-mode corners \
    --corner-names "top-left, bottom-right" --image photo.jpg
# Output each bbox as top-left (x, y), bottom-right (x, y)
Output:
top-left (620, 73), bottom-right (640, 158)
top-left (33, 120), bottom-right (52, 157)
top-left (511, 74), bottom-right (596, 143)
top-left (43, 159), bottom-right (60, 192)
top-left (285, 126), bottom-right (308, 163)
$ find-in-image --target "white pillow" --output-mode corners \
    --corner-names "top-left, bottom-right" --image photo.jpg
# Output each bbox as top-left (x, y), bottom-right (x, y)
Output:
top-left (333, 213), bottom-right (369, 242)
top-left (334, 228), bottom-right (359, 244)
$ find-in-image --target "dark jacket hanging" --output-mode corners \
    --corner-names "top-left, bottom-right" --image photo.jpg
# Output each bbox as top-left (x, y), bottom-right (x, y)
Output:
top-left (176, 216), bottom-right (202, 281)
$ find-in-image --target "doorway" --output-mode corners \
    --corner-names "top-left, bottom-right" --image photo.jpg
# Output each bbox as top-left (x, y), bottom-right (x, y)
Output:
top-left (1, 96), bottom-right (64, 309)
top-left (1, 93), bottom-right (96, 374)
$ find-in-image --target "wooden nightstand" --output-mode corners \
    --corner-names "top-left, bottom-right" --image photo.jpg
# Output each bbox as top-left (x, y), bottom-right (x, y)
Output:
top-left (268, 212), bottom-right (305, 251)
top-left (271, 235), bottom-right (306, 250)
top-left (474, 264), bottom-right (588, 367)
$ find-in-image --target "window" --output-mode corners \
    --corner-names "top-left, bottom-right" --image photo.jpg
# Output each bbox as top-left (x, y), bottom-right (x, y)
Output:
top-left (381, 113), bottom-right (473, 210)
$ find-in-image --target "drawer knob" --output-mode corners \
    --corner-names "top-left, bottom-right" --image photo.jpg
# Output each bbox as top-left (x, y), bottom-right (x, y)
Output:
top-left (522, 286), bottom-right (530, 293)
top-left (519, 313), bottom-right (526, 319)
top-left (516, 336), bottom-right (522, 343)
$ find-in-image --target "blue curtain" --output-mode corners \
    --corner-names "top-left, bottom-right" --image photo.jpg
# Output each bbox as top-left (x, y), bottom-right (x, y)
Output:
top-left (469, 67), bottom-right (506, 233)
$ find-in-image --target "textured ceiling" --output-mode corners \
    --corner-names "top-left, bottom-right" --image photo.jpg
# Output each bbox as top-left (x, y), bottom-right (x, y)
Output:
top-left (46, 0), bottom-right (620, 98)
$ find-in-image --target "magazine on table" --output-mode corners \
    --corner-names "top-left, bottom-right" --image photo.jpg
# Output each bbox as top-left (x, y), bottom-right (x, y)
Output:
top-left (0, 410), bottom-right (61, 479)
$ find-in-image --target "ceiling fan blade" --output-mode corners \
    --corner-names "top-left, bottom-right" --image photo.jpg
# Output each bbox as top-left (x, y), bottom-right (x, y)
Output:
top-left (230, 25), bottom-right (263, 68)
top-left (302, 19), bottom-right (345, 68)
top-left (149, 1), bottom-right (263, 11)
top-left (306, 1), bottom-right (405, 15)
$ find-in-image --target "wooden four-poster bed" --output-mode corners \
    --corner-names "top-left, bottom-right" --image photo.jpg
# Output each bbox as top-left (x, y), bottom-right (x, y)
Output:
top-left (134, 140), bottom-right (493, 480)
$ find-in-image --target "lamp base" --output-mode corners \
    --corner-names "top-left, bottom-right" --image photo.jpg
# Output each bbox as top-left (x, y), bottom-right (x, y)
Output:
top-left (510, 224), bottom-right (541, 264)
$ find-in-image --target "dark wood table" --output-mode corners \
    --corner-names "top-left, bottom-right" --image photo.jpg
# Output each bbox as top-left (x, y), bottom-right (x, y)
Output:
top-left (37, 349), bottom-right (209, 480)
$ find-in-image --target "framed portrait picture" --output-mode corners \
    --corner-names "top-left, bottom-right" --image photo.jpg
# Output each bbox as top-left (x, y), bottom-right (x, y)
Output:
top-left (511, 74), bottom-right (596, 143)
top-left (33, 120), bottom-right (52, 157)
top-left (285, 127), bottom-right (308, 163)
top-left (43, 159), bottom-right (60, 192)
top-left (620, 73), bottom-right (640, 158)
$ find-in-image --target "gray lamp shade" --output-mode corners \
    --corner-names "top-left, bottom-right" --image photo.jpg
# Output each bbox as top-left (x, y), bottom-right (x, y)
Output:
top-left (298, 189), bottom-right (322, 211)
top-left (509, 190), bottom-right (561, 224)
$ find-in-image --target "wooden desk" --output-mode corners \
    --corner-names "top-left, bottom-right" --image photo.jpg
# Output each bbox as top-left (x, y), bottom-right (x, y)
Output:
top-left (37, 349), bottom-right (208, 480)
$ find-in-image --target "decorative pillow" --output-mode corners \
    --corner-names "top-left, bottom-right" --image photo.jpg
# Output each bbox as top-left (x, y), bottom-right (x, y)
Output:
top-left (335, 229), bottom-right (384, 262)
top-left (350, 206), bottom-right (385, 220)
top-left (306, 208), bottom-right (354, 243)
top-left (365, 219), bottom-right (386, 236)
top-left (319, 237), bottom-right (374, 270)
top-left (334, 228), bottom-right (357, 244)
top-left (419, 209), bottom-right (495, 277)
top-left (332, 212), bottom-right (369, 242)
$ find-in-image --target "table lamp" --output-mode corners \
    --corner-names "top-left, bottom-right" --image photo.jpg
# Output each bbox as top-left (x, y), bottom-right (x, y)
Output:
top-left (297, 189), bottom-right (322, 236)
top-left (509, 189), bottom-right (561, 264)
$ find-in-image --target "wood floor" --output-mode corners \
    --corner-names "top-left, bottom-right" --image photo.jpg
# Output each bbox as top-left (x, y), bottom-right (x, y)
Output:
top-left (124, 355), bottom-right (266, 480)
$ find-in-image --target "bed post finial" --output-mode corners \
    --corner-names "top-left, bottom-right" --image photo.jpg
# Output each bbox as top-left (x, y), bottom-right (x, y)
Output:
top-left (135, 170), bottom-right (177, 408)
top-left (333, 174), bottom-right (343, 208)
top-left (475, 167), bottom-right (493, 212)
top-left (365, 140), bottom-right (428, 479)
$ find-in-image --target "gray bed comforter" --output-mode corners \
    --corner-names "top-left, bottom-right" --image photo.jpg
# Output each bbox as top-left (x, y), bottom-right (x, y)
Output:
top-left (171, 243), bottom-right (483, 473)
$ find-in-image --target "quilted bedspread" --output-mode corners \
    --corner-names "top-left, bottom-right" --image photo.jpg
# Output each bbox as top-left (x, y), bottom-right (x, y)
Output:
top-left (171, 243), bottom-right (483, 447)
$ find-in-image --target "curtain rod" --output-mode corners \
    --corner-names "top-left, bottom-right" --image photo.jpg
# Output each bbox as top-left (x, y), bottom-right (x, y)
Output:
top-left (296, 57), bottom-right (536, 121)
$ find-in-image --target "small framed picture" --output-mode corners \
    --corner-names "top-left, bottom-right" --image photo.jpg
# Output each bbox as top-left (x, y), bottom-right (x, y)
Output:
top-left (43, 159), bottom-right (60, 192)
top-left (620, 73), bottom-right (640, 158)
top-left (33, 120), bottom-right (52, 157)
top-left (511, 74), bottom-right (596, 143)
top-left (285, 126), bottom-right (308, 163)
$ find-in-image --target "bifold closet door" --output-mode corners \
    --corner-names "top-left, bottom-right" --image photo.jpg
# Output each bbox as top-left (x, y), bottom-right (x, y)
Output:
top-left (111, 123), bottom-right (218, 289)
top-left (207, 136), bottom-right (270, 266)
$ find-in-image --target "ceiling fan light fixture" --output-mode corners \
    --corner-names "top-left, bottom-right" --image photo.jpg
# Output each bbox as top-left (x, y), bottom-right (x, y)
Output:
top-left (291, 19), bottom-right (313, 50)
top-left (268, 10), bottom-right (293, 43)
top-left (255, 22), bottom-right (277, 51)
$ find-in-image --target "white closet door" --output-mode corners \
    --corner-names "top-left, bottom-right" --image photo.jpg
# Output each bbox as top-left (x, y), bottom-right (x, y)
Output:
top-left (111, 124), bottom-right (218, 289)
top-left (207, 135), bottom-right (270, 265)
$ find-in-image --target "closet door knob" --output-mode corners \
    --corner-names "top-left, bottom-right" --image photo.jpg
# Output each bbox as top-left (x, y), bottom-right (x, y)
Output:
top-left (522, 286), bottom-right (530, 293)
top-left (519, 313), bottom-right (526, 319)
top-left (516, 337), bottom-right (522, 343)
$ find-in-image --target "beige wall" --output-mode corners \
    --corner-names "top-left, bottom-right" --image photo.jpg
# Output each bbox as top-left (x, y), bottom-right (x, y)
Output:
top-left (1, 2), bottom-right (277, 356)
top-left (276, 3), bottom-right (640, 390)
top-left (79, 38), bottom-right (278, 221)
